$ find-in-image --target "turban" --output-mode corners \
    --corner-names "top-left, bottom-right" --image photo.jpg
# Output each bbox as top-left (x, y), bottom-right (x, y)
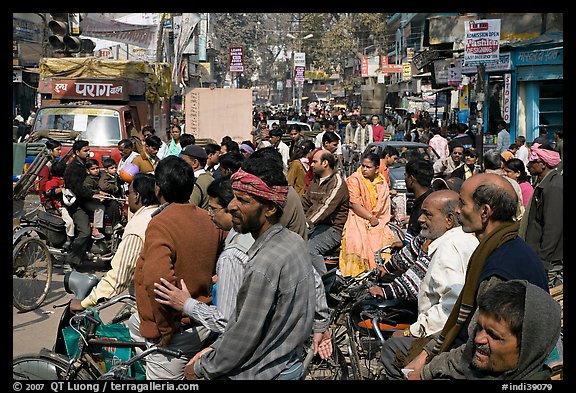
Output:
top-left (240, 143), bottom-right (254, 155)
top-left (528, 143), bottom-right (561, 168)
top-left (231, 169), bottom-right (288, 209)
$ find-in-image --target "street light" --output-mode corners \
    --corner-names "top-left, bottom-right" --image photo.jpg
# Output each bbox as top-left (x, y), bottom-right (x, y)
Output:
top-left (287, 32), bottom-right (313, 113)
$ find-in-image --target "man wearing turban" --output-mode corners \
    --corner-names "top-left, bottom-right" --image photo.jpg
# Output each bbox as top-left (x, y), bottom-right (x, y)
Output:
top-left (520, 143), bottom-right (563, 288)
top-left (185, 153), bottom-right (328, 380)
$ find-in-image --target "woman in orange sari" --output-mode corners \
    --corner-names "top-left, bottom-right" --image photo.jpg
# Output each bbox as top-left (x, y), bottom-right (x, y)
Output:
top-left (339, 152), bottom-right (395, 277)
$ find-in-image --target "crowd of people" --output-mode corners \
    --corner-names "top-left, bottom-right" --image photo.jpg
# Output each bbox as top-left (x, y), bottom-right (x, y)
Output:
top-left (28, 102), bottom-right (563, 380)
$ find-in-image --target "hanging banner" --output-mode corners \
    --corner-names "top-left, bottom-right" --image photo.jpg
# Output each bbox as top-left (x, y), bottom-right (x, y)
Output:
top-left (503, 73), bottom-right (512, 123)
top-left (464, 19), bottom-right (501, 66)
top-left (229, 47), bottom-right (244, 72)
top-left (361, 56), bottom-right (368, 77)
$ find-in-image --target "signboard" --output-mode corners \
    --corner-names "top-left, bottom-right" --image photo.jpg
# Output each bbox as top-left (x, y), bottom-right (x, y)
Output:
top-left (294, 52), bottom-right (306, 67)
top-left (464, 19), bottom-right (501, 66)
top-left (402, 63), bottom-right (411, 80)
top-left (412, 48), bottom-right (441, 70)
top-left (380, 64), bottom-right (403, 74)
top-left (361, 56), bottom-right (369, 77)
top-left (503, 73), bottom-right (512, 123)
top-left (294, 66), bottom-right (305, 85)
top-left (461, 52), bottom-right (511, 74)
top-left (447, 60), bottom-right (462, 86)
top-left (380, 55), bottom-right (389, 76)
top-left (51, 79), bottom-right (129, 100)
top-left (229, 47), bottom-right (244, 72)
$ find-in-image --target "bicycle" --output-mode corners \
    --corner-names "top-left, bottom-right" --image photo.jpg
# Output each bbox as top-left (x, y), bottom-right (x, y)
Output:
top-left (13, 282), bottom-right (185, 382)
top-left (302, 244), bottom-right (417, 380)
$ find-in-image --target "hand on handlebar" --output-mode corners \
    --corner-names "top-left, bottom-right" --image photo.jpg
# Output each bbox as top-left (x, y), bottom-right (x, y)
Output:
top-left (313, 330), bottom-right (333, 360)
top-left (69, 298), bottom-right (86, 312)
top-left (184, 347), bottom-right (213, 380)
top-left (367, 286), bottom-right (384, 299)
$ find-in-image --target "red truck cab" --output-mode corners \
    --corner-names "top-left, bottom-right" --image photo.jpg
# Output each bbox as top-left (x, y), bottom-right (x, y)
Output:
top-left (33, 57), bottom-right (172, 168)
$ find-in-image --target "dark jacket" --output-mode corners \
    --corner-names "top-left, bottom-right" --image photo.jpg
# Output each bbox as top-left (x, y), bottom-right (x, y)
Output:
top-left (523, 169), bottom-right (563, 268)
top-left (63, 156), bottom-right (93, 208)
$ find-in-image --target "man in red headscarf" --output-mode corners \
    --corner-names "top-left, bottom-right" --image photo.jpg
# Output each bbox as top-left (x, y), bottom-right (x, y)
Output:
top-left (185, 150), bottom-right (330, 380)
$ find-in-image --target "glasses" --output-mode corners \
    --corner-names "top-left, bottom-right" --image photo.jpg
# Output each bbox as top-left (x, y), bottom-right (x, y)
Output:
top-left (207, 206), bottom-right (225, 215)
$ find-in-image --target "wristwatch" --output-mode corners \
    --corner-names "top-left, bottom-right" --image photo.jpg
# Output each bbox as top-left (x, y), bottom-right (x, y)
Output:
top-left (403, 328), bottom-right (411, 337)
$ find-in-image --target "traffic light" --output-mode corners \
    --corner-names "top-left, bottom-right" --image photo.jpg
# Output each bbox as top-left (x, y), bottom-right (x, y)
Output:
top-left (48, 13), bottom-right (69, 52)
top-left (48, 13), bottom-right (83, 54)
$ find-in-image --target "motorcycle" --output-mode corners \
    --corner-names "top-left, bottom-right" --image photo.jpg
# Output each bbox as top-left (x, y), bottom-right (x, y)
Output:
top-left (13, 198), bottom-right (127, 270)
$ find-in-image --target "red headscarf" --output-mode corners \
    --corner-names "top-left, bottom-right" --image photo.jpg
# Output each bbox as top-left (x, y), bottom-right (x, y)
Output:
top-left (231, 169), bottom-right (289, 209)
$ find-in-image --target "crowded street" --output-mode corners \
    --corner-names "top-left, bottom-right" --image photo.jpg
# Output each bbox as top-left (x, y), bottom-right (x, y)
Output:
top-left (13, 12), bottom-right (563, 383)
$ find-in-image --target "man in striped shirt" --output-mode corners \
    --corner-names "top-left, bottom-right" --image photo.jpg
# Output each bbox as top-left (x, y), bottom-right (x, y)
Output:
top-left (70, 173), bottom-right (159, 311)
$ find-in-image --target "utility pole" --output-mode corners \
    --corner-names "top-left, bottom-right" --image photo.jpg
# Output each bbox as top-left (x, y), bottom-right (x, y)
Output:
top-left (156, 13), bottom-right (165, 62)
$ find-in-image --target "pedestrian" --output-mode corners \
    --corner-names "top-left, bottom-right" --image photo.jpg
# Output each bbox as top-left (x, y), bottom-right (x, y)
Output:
top-left (371, 114), bottom-right (385, 142)
top-left (553, 130), bottom-right (563, 173)
top-left (421, 280), bottom-right (561, 380)
top-left (520, 143), bottom-right (563, 288)
top-left (302, 149), bottom-right (350, 275)
top-left (339, 152), bottom-right (395, 277)
top-left (500, 143), bottom-right (518, 162)
top-left (185, 151), bottom-right (326, 380)
top-left (449, 148), bottom-right (478, 180)
top-left (502, 158), bottom-right (534, 209)
top-left (433, 144), bottom-right (464, 179)
top-left (428, 126), bottom-right (449, 165)
top-left (70, 173), bottom-right (159, 311)
top-left (129, 155), bottom-right (226, 380)
top-left (287, 139), bottom-right (315, 196)
top-left (404, 159), bottom-right (434, 245)
top-left (153, 175), bottom-right (254, 334)
top-left (515, 135), bottom-right (530, 172)
top-left (379, 190), bottom-right (479, 379)
top-left (181, 144), bottom-right (214, 210)
top-left (402, 173), bottom-right (548, 380)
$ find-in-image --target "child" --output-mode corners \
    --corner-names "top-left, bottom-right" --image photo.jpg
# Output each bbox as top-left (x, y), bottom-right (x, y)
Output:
top-left (82, 158), bottom-right (106, 240)
top-left (44, 162), bottom-right (75, 246)
top-left (98, 157), bottom-right (122, 228)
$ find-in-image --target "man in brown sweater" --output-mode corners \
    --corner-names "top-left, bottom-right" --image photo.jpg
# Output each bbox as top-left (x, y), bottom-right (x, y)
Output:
top-left (128, 155), bottom-right (226, 380)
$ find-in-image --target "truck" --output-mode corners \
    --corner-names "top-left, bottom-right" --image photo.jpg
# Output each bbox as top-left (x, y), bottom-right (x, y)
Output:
top-left (29, 57), bottom-right (172, 164)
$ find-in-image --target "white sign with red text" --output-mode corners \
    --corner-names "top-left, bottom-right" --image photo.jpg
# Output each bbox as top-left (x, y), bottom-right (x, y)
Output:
top-left (464, 19), bottom-right (501, 66)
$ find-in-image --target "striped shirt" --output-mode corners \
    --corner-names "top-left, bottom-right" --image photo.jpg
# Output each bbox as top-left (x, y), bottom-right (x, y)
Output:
top-left (379, 235), bottom-right (430, 300)
top-left (183, 229), bottom-right (253, 333)
top-left (194, 224), bottom-right (316, 380)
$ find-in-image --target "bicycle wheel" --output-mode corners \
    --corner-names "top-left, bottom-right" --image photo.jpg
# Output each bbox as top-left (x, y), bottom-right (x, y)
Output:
top-left (13, 237), bottom-right (52, 312)
top-left (13, 352), bottom-right (94, 380)
top-left (302, 338), bottom-right (349, 380)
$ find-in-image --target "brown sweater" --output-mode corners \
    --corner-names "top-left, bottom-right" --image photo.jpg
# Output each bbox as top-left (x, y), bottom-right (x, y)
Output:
top-left (134, 203), bottom-right (226, 345)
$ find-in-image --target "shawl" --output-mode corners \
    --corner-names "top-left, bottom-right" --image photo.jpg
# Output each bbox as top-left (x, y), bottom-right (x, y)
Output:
top-left (431, 221), bottom-right (520, 356)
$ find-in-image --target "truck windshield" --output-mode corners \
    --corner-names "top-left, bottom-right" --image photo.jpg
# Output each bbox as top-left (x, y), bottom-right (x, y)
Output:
top-left (33, 107), bottom-right (122, 147)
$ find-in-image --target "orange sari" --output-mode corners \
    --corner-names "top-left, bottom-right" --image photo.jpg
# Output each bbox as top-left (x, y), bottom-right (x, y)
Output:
top-left (339, 168), bottom-right (395, 277)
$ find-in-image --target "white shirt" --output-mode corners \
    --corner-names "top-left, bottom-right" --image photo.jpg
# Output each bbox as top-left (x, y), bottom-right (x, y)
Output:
top-left (410, 226), bottom-right (479, 337)
top-left (353, 124), bottom-right (373, 153)
top-left (516, 145), bottom-right (530, 172)
top-left (118, 151), bottom-right (139, 173)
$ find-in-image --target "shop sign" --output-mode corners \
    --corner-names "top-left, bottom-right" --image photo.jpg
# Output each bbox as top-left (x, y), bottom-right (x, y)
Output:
top-left (464, 19), bottom-right (501, 66)
top-left (229, 47), bottom-right (244, 72)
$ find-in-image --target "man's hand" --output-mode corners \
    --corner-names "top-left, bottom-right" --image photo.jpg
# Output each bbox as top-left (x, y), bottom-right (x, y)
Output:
top-left (154, 278), bottom-right (191, 313)
top-left (184, 347), bottom-right (213, 380)
top-left (367, 285), bottom-right (384, 298)
top-left (313, 330), bottom-right (332, 360)
top-left (69, 298), bottom-right (85, 312)
top-left (404, 350), bottom-right (428, 379)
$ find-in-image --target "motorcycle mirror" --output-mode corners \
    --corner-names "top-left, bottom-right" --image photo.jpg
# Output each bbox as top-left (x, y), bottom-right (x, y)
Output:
top-left (64, 271), bottom-right (100, 300)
